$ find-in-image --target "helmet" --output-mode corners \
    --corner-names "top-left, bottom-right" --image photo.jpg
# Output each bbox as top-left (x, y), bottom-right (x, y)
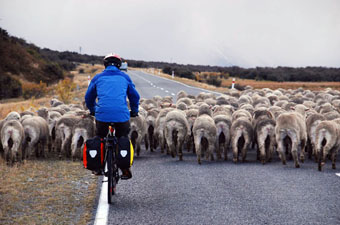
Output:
top-left (103, 53), bottom-right (122, 68)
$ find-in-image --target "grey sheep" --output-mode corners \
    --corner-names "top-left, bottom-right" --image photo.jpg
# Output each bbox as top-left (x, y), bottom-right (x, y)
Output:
top-left (230, 118), bottom-right (253, 163)
top-left (213, 114), bottom-right (232, 160)
top-left (21, 116), bottom-right (50, 159)
top-left (255, 118), bottom-right (276, 164)
top-left (314, 119), bottom-right (340, 171)
top-left (71, 114), bottom-right (96, 160)
top-left (275, 112), bottom-right (307, 168)
top-left (155, 107), bottom-right (174, 154)
top-left (164, 110), bottom-right (190, 160)
top-left (0, 119), bottom-right (25, 165)
top-left (192, 114), bottom-right (217, 164)
top-left (130, 114), bottom-right (147, 156)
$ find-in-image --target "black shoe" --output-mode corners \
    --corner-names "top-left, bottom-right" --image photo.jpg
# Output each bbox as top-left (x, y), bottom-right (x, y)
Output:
top-left (120, 168), bottom-right (132, 180)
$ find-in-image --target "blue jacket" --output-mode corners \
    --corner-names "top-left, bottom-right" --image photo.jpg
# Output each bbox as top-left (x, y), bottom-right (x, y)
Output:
top-left (85, 66), bottom-right (140, 122)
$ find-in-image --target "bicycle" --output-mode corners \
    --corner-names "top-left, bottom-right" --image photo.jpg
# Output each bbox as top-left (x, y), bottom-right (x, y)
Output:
top-left (103, 124), bottom-right (120, 204)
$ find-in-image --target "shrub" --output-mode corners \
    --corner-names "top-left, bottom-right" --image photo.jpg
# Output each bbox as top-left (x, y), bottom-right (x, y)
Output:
top-left (56, 78), bottom-right (76, 104)
top-left (0, 73), bottom-right (22, 100)
top-left (206, 76), bottom-right (222, 87)
top-left (22, 81), bottom-right (48, 99)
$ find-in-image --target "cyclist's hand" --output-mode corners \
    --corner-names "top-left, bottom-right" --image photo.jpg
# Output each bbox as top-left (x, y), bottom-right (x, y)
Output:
top-left (90, 111), bottom-right (95, 116)
top-left (130, 111), bottom-right (138, 117)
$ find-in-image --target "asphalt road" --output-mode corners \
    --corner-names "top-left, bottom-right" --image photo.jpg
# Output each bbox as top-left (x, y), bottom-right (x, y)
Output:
top-left (103, 70), bottom-right (340, 225)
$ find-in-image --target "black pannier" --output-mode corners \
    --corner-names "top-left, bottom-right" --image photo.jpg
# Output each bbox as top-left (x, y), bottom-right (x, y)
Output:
top-left (83, 136), bottom-right (105, 171)
top-left (116, 136), bottom-right (133, 170)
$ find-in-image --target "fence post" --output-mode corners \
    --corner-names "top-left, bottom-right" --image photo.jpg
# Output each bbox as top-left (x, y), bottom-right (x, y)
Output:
top-left (172, 71), bottom-right (174, 79)
top-left (231, 78), bottom-right (235, 89)
top-left (88, 75), bottom-right (91, 86)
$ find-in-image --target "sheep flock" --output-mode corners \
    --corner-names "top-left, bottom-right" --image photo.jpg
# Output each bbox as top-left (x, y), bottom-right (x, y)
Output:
top-left (1, 86), bottom-right (340, 172)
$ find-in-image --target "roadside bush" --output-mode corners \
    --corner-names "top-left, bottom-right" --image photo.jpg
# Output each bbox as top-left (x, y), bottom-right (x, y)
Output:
top-left (0, 73), bottom-right (22, 100)
top-left (22, 81), bottom-right (48, 99)
top-left (206, 76), bottom-right (222, 87)
top-left (56, 78), bottom-right (76, 104)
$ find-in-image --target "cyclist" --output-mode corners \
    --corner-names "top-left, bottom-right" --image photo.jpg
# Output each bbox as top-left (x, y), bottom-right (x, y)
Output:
top-left (85, 53), bottom-right (140, 179)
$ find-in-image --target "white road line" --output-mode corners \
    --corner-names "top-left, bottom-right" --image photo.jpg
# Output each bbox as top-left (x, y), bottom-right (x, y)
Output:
top-left (160, 87), bottom-right (164, 90)
top-left (171, 93), bottom-right (175, 96)
top-left (132, 70), bottom-right (222, 96)
top-left (336, 173), bottom-right (340, 177)
top-left (94, 179), bottom-right (109, 225)
top-left (165, 90), bottom-right (169, 93)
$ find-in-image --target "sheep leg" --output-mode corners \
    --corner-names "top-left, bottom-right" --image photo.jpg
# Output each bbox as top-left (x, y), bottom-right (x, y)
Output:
top-left (318, 146), bottom-right (323, 171)
top-left (300, 139), bottom-right (306, 163)
top-left (178, 142), bottom-right (183, 161)
top-left (194, 136), bottom-right (201, 164)
top-left (291, 142), bottom-right (300, 168)
top-left (277, 141), bottom-right (287, 165)
top-left (144, 135), bottom-right (149, 151)
top-left (331, 149), bottom-right (337, 169)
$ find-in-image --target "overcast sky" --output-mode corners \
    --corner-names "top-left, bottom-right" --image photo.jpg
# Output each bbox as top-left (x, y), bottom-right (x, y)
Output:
top-left (0, 0), bottom-right (339, 68)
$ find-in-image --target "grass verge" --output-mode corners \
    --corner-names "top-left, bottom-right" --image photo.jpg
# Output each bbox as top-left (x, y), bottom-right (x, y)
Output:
top-left (0, 156), bottom-right (98, 225)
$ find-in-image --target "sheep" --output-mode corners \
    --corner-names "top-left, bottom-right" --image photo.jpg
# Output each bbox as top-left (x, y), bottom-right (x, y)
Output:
top-left (21, 116), bottom-right (50, 159)
top-left (255, 118), bottom-right (276, 164)
top-left (177, 90), bottom-right (188, 101)
top-left (213, 114), bottom-right (232, 160)
top-left (71, 114), bottom-right (96, 160)
top-left (176, 102), bottom-right (188, 111)
top-left (232, 109), bottom-right (252, 122)
top-left (141, 99), bottom-right (158, 111)
top-left (185, 108), bottom-right (199, 153)
top-left (144, 108), bottom-right (160, 152)
top-left (155, 107), bottom-right (174, 154)
top-left (176, 97), bottom-right (193, 107)
top-left (55, 114), bottom-right (81, 158)
top-left (275, 112), bottom-right (307, 168)
top-left (305, 113), bottom-right (325, 160)
top-left (230, 118), bottom-right (253, 163)
top-left (164, 110), bottom-right (190, 160)
top-left (192, 114), bottom-right (217, 164)
top-left (47, 110), bottom-right (62, 151)
top-left (130, 114), bottom-right (147, 156)
top-left (0, 120), bottom-right (25, 165)
top-left (36, 107), bottom-right (49, 121)
top-left (0, 112), bottom-right (21, 158)
top-left (314, 119), bottom-right (340, 171)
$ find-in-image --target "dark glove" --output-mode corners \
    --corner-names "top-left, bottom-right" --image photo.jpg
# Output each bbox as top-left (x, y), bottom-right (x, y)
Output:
top-left (130, 111), bottom-right (138, 117)
top-left (90, 111), bottom-right (95, 116)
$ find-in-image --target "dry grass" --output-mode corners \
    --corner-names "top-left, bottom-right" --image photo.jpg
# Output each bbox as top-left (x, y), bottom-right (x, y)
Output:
top-left (0, 65), bottom-right (101, 224)
top-left (0, 156), bottom-right (97, 225)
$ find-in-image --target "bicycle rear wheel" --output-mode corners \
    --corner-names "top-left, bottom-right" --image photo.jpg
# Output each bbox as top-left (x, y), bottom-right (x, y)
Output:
top-left (107, 148), bottom-right (115, 204)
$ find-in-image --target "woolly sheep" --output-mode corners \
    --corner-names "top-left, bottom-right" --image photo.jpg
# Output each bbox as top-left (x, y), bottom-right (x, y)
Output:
top-left (21, 116), bottom-right (50, 159)
top-left (0, 119), bottom-right (25, 165)
top-left (164, 110), bottom-right (190, 160)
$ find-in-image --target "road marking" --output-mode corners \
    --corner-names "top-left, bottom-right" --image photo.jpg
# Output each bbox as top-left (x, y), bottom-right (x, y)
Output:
top-left (165, 90), bottom-right (169, 93)
top-left (336, 173), bottom-right (340, 177)
top-left (171, 93), bottom-right (175, 96)
top-left (160, 87), bottom-right (164, 90)
top-left (94, 179), bottom-right (109, 225)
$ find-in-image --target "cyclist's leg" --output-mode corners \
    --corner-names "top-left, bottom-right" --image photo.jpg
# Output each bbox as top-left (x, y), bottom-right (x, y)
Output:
top-left (95, 120), bottom-right (110, 138)
top-left (114, 120), bottom-right (130, 138)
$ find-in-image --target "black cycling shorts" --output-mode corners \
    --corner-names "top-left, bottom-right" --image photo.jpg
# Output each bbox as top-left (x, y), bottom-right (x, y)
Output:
top-left (95, 120), bottom-right (130, 138)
